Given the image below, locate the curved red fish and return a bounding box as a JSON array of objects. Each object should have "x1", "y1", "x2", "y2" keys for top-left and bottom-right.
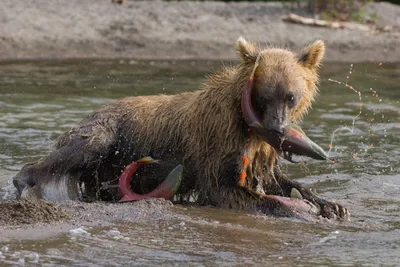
[{"x1": 118, "y1": 157, "x2": 183, "y2": 202}]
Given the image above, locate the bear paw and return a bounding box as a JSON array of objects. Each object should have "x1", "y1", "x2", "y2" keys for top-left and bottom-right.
[{"x1": 316, "y1": 199, "x2": 350, "y2": 219}]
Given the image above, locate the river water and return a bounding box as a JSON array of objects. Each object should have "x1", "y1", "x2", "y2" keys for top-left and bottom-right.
[{"x1": 0, "y1": 60, "x2": 399, "y2": 266}]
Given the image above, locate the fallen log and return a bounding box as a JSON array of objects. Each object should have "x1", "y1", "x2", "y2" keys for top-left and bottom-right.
[{"x1": 281, "y1": 13, "x2": 370, "y2": 32}]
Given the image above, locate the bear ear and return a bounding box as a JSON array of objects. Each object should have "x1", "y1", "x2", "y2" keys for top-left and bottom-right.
[
  {"x1": 236, "y1": 37, "x2": 258, "y2": 64},
  {"x1": 298, "y1": 40, "x2": 325, "y2": 70}
]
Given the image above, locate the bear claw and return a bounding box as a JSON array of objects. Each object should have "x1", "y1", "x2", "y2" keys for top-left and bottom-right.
[{"x1": 318, "y1": 200, "x2": 349, "y2": 219}]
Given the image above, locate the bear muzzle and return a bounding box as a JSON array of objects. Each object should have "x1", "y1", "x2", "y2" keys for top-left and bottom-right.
[{"x1": 241, "y1": 56, "x2": 330, "y2": 162}]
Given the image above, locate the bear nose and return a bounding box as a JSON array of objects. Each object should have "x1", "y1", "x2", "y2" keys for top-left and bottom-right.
[
  {"x1": 267, "y1": 125, "x2": 285, "y2": 138},
  {"x1": 264, "y1": 125, "x2": 286, "y2": 148}
]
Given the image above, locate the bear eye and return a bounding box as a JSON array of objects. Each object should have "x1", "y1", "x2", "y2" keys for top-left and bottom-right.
[{"x1": 286, "y1": 94, "x2": 296, "y2": 108}]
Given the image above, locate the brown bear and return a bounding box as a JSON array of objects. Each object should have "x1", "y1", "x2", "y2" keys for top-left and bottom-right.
[{"x1": 12, "y1": 37, "x2": 348, "y2": 219}]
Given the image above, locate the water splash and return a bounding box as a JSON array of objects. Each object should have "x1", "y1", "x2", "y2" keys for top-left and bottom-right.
[
  {"x1": 327, "y1": 64, "x2": 363, "y2": 156},
  {"x1": 327, "y1": 63, "x2": 383, "y2": 158}
]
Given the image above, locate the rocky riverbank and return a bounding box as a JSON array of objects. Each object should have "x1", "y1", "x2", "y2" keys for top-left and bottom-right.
[{"x1": 0, "y1": 0, "x2": 399, "y2": 63}]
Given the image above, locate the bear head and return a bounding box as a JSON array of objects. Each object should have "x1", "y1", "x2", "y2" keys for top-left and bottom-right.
[{"x1": 237, "y1": 37, "x2": 325, "y2": 143}]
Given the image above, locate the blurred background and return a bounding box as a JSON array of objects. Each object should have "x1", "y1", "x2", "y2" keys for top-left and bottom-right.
[{"x1": 0, "y1": 0, "x2": 399, "y2": 62}]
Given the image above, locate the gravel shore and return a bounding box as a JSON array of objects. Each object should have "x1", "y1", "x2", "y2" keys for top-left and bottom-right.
[{"x1": 0, "y1": 0, "x2": 399, "y2": 62}]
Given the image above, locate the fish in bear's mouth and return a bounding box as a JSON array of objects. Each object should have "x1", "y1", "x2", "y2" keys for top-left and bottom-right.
[{"x1": 241, "y1": 53, "x2": 331, "y2": 164}]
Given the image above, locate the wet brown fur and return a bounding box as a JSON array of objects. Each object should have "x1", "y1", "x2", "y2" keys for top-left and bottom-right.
[{"x1": 13, "y1": 38, "x2": 348, "y2": 218}]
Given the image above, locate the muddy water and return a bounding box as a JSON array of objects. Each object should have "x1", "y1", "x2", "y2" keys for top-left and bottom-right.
[{"x1": 0, "y1": 60, "x2": 399, "y2": 266}]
